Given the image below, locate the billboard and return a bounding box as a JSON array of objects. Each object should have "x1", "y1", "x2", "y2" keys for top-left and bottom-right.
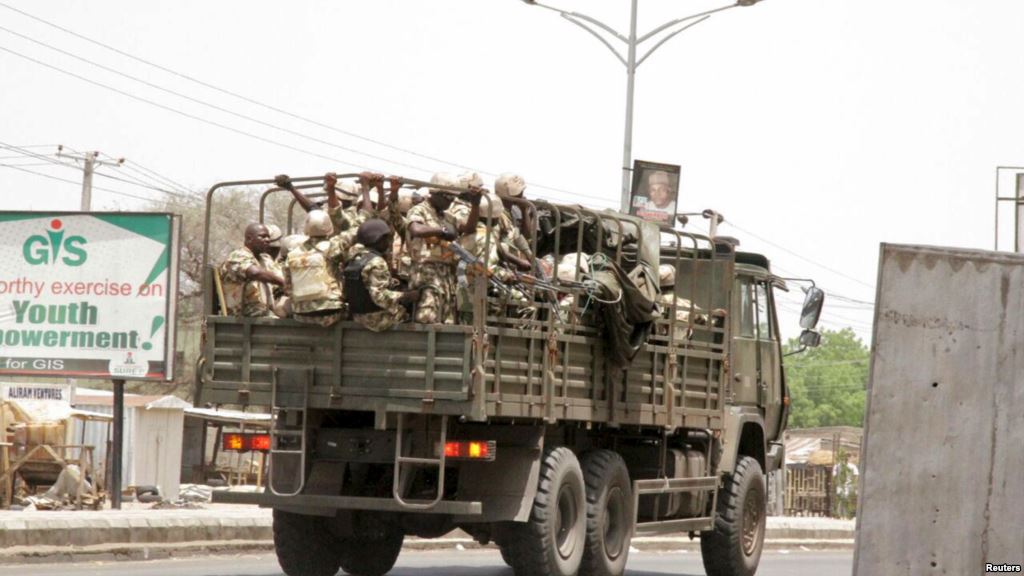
[
  {"x1": 629, "y1": 160, "x2": 680, "y2": 225},
  {"x1": 0, "y1": 212, "x2": 179, "y2": 381}
]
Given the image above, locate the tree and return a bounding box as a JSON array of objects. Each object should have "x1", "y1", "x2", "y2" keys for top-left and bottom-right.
[{"x1": 783, "y1": 327, "x2": 869, "y2": 428}]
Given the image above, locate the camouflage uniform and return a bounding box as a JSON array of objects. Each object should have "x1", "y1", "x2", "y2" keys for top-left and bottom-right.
[
  {"x1": 386, "y1": 200, "x2": 413, "y2": 281},
  {"x1": 657, "y1": 292, "x2": 706, "y2": 341},
  {"x1": 329, "y1": 204, "x2": 372, "y2": 233},
  {"x1": 220, "y1": 247, "x2": 280, "y2": 317},
  {"x1": 284, "y1": 231, "x2": 355, "y2": 326},
  {"x1": 405, "y1": 201, "x2": 469, "y2": 324},
  {"x1": 498, "y1": 210, "x2": 533, "y2": 261},
  {"x1": 457, "y1": 222, "x2": 528, "y2": 315},
  {"x1": 346, "y1": 244, "x2": 408, "y2": 332}
]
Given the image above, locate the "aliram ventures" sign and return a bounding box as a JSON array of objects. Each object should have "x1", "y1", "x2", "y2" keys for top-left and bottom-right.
[{"x1": 0, "y1": 212, "x2": 180, "y2": 381}]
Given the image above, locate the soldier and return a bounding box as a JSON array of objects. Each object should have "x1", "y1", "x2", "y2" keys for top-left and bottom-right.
[
  {"x1": 406, "y1": 172, "x2": 482, "y2": 324},
  {"x1": 322, "y1": 172, "x2": 379, "y2": 233},
  {"x1": 384, "y1": 176, "x2": 414, "y2": 282},
  {"x1": 494, "y1": 172, "x2": 533, "y2": 237},
  {"x1": 493, "y1": 173, "x2": 535, "y2": 266},
  {"x1": 344, "y1": 219, "x2": 420, "y2": 332},
  {"x1": 220, "y1": 223, "x2": 285, "y2": 318},
  {"x1": 276, "y1": 175, "x2": 356, "y2": 326},
  {"x1": 265, "y1": 224, "x2": 283, "y2": 260},
  {"x1": 457, "y1": 192, "x2": 532, "y2": 318}
]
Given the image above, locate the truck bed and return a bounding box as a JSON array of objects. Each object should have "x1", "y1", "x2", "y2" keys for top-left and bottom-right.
[{"x1": 200, "y1": 305, "x2": 726, "y2": 430}]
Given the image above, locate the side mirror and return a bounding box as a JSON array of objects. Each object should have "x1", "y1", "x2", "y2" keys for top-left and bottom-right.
[
  {"x1": 799, "y1": 329, "x2": 822, "y2": 348},
  {"x1": 800, "y1": 286, "x2": 825, "y2": 329}
]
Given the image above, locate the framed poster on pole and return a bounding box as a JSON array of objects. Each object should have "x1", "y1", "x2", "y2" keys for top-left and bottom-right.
[{"x1": 629, "y1": 160, "x2": 680, "y2": 225}]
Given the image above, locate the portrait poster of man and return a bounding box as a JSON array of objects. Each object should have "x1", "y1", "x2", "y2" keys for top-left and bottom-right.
[{"x1": 629, "y1": 160, "x2": 680, "y2": 225}]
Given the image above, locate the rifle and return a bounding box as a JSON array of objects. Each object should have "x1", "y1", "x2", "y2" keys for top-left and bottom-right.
[{"x1": 431, "y1": 238, "x2": 600, "y2": 296}]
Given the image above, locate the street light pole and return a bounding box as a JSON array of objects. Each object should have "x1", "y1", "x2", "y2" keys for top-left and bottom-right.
[
  {"x1": 520, "y1": 0, "x2": 764, "y2": 213},
  {"x1": 620, "y1": 0, "x2": 638, "y2": 214}
]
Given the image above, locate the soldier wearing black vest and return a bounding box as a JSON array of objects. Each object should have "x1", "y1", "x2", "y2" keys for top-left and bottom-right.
[{"x1": 344, "y1": 219, "x2": 420, "y2": 332}]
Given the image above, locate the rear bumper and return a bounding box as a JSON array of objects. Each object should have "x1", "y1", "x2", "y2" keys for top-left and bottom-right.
[{"x1": 212, "y1": 490, "x2": 482, "y2": 516}]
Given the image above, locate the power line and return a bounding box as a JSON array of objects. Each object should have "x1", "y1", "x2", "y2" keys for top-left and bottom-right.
[
  {"x1": 0, "y1": 24, "x2": 446, "y2": 177},
  {"x1": 726, "y1": 220, "x2": 876, "y2": 291},
  {"x1": 91, "y1": 169, "x2": 189, "y2": 199},
  {"x1": 0, "y1": 163, "x2": 153, "y2": 202},
  {"x1": 0, "y1": 45, "x2": 379, "y2": 173},
  {"x1": 0, "y1": 141, "x2": 188, "y2": 200},
  {"x1": 115, "y1": 157, "x2": 191, "y2": 195},
  {"x1": 0, "y1": 3, "x2": 603, "y2": 203}
]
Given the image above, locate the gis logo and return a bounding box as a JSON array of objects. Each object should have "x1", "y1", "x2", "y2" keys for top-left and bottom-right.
[{"x1": 23, "y1": 218, "x2": 87, "y2": 266}]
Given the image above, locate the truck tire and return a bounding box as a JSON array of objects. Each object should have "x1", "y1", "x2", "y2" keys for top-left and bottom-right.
[
  {"x1": 579, "y1": 450, "x2": 634, "y2": 576},
  {"x1": 700, "y1": 456, "x2": 766, "y2": 576},
  {"x1": 498, "y1": 543, "x2": 515, "y2": 568},
  {"x1": 338, "y1": 524, "x2": 404, "y2": 576},
  {"x1": 506, "y1": 446, "x2": 587, "y2": 576},
  {"x1": 272, "y1": 509, "x2": 342, "y2": 576}
]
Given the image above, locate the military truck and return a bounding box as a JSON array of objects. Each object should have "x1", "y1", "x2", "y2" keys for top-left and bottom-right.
[{"x1": 198, "y1": 174, "x2": 824, "y2": 576}]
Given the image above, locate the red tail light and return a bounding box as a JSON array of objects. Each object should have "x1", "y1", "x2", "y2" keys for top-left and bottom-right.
[
  {"x1": 249, "y1": 434, "x2": 271, "y2": 451},
  {"x1": 222, "y1": 432, "x2": 272, "y2": 452},
  {"x1": 223, "y1": 433, "x2": 245, "y2": 451},
  {"x1": 441, "y1": 440, "x2": 496, "y2": 461}
]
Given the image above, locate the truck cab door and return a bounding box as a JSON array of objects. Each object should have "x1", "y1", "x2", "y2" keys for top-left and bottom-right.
[
  {"x1": 755, "y1": 281, "x2": 783, "y2": 440},
  {"x1": 730, "y1": 276, "x2": 760, "y2": 406}
]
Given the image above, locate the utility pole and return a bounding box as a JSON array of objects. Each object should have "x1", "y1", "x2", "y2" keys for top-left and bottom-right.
[
  {"x1": 56, "y1": 146, "x2": 124, "y2": 211},
  {"x1": 519, "y1": 0, "x2": 766, "y2": 213}
]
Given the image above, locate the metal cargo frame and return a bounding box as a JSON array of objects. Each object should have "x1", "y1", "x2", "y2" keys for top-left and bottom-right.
[{"x1": 200, "y1": 174, "x2": 731, "y2": 432}]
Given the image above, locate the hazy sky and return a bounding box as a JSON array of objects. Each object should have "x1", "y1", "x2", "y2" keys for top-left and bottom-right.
[{"x1": 4, "y1": 0, "x2": 1024, "y2": 342}]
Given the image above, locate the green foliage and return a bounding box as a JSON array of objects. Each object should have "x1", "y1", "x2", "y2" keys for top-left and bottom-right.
[{"x1": 783, "y1": 328, "x2": 869, "y2": 428}]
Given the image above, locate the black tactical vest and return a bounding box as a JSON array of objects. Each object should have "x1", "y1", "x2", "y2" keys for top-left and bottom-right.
[{"x1": 343, "y1": 251, "x2": 384, "y2": 315}]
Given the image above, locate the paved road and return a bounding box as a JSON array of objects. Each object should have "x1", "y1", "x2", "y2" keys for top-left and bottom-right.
[{"x1": 3, "y1": 549, "x2": 852, "y2": 576}]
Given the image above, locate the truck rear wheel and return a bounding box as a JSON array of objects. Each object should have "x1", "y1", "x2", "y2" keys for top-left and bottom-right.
[
  {"x1": 337, "y1": 525, "x2": 404, "y2": 576},
  {"x1": 579, "y1": 450, "x2": 634, "y2": 576},
  {"x1": 507, "y1": 446, "x2": 587, "y2": 576},
  {"x1": 272, "y1": 509, "x2": 341, "y2": 576},
  {"x1": 700, "y1": 456, "x2": 766, "y2": 576}
]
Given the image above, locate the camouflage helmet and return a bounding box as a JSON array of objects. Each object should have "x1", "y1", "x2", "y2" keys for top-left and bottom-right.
[
  {"x1": 396, "y1": 193, "x2": 414, "y2": 215},
  {"x1": 335, "y1": 180, "x2": 360, "y2": 201},
  {"x1": 458, "y1": 171, "x2": 484, "y2": 189},
  {"x1": 429, "y1": 172, "x2": 460, "y2": 194},
  {"x1": 356, "y1": 219, "x2": 392, "y2": 247},
  {"x1": 658, "y1": 264, "x2": 676, "y2": 288},
  {"x1": 279, "y1": 234, "x2": 307, "y2": 256},
  {"x1": 304, "y1": 210, "x2": 334, "y2": 237},
  {"x1": 479, "y1": 192, "x2": 505, "y2": 220},
  {"x1": 265, "y1": 224, "x2": 283, "y2": 247},
  {"x1": 495, "y1": 173, "x2": 526, "y2": 198}
]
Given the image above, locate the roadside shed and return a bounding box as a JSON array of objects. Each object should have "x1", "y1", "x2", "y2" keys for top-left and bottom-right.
[{"x1": 70, "y1": 388, "x2": 190, "y2": 500}]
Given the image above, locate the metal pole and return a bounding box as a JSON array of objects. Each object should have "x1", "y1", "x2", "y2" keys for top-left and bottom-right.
[
  {"x1": 111, "y1": 379, "x2": 125, "y2": 509},
  {"x1": 619, "y1": 0, "x2": 639, "y2": 214},
  {"x1": 80, "y1": 153, "x2": 94, "y2": 211}
]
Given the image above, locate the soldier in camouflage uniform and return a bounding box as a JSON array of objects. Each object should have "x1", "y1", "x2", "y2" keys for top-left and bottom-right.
[
  {"x1": 344, "y1": 219, "x2": 420, "y2": 332},
  {"x1": 406, "y1": 173, "x2": 482, "y2": 324},
  {"x1": 456, "y1": 192, "x2": 532, "y2": 318},
  {"x1": 276, "y1": 175, "x2": 357, "y2": 327},
  {"x1": 220, "y1": 223, "x2": 285, "y2": 318},
  {"x1": 323, "y1": 172, "x2": 379, "y2": 233}
]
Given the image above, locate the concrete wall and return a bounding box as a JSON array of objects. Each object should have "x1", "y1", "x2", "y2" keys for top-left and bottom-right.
[{"x1": 854, "y1": 244, "x2": 1024, "y2": 575}]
